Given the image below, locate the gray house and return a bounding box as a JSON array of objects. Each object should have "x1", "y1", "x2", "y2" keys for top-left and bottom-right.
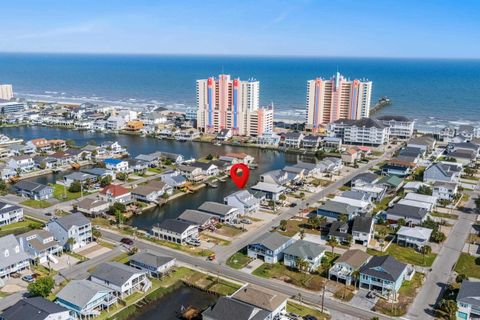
[
  {"x1": 0, "y1": 235, "x2": 30, "y2": 278},
  {"x1": 198, "y1": 201, "x2": 239, "y2": 224},
  {"x1": 0, "y1": 297, "x2": 71, "y2": 320},
  {"x1": 283, "y1": 240, "x2": 326, "y2": 271},
  {"x1": 423, "y1": 162, "x2": 462, "y2": 183},
  {"x1": 456, "y1": 280, "x2": 480, "y2": 320},
  {"x1": 385, "y1": 204, "x2": 429, "y2": 225},
  {"x1": 247, "y1": 232, "x2": 295, "y2": 264},
  {"x1": 14, "y1": 181, "x2": 53, "y2": 200}
]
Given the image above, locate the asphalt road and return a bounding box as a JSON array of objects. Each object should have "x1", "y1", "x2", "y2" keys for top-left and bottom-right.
[
  {"x1": 101, "y1": 229, "x2": 395, "y2": 320},
  {"x1": 407, "y1": 190, "x2": 478, "y2": 320}
]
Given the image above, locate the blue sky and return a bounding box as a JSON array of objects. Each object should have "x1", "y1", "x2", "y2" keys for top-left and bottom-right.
[{"x1": 0, "y1": 0, "x2": 479, "y2": 58}]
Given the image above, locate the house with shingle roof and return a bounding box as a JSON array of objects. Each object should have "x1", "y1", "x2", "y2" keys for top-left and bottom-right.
[
  {"x1": 230, "y1": 284, "x2": 288, "y2": 318},
  {"x1": 359, "y1": 255, "x2": 409, "y2": 294},
  {"x1": 385, "y1": 203, "x2": 429, "y2": 225},
  {"x1": 456, "y1": 280, "x2": 480, "y2": 320},
  {"x1": 75, "y1": 198, "x2": 109, "y2": 217},
  {"x1": 352, "y1": 216, "x2": 374, "y2": 246},
  {"x1": 283, "y1": 240, "x2": 326, "y2": 271},
  {"x1": 198, "y1": 201, "x2": 239, "y2": 224},
  {"x1": 247, "y1": 232, "x2": 295, "y2": 264},
  {"x1": 129, "y1": 252, "x2": 175, "y2": 277},
  {"x1": 90, "y1": 262, "x2": 151, "y2": 298},
  {"x1": 202, "y1": 296, "x2": 271, "y2": 320},
  {"x1": 17, "y1": 229, "x2": 62, "y2": 264},
  {"x1": 1, "y1": 297, "x2": 71, "y2": 320},
  {"x1": 0, "y1": 235, "x2": 31, "y2": 278},
  {"x1": 0, "y1": 201, "x2": 23, "y2": 227},
  {"x1": 152, "y1": 219, "x2": 199, "y2": 245},
  {"x1": 328, "y1": 249, "x2": 371, "y2": 285},
  {"x1": 99, "y1": 184, "x2": 131, "y2": 204},
  {"x1": 46, "y1": 213, "x2": 92, "y2": 251},
  {"x1": 424, "y1": 162, "x2": 462, "y2": 184},
  {"x1": 396, "y1": 226, "x2": 433, "y2": 249},
  {"x1": 55, "y1": 279, "x2": 117, "y2": 318}
]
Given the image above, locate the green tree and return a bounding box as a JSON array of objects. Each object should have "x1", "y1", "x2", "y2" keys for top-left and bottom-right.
[
  {"x1": 206, "y1": 154, "x2": 214, "y2": 160},
  {"x1": 464, "y1": 167, "x2": 476, "y2": 177},
  {"x1": 338, "y1": 214, "x2": 348, "y2": 222},
  {"x1": 299, "y1": 228, "x2": 305, "y2": 240},
  {"x1": 92, "y1": 229, "x2": 102, "y2": 240},
  {"x1": 68, "y1": 181, "x2": 82, "y2": 193},
  {"x1": 431, "y1": 230, "x2": 446, "y2": 243},
  {"x1": 27, "y1": 276, "x2": 55, "y2": 298},
  {"x1": 327, "y1": 237, "x2": 338, "y2": 254},
  {"x1": 38, "y1": 162, "x2": 47, "y2": 170},
  {"x1": 109, "y1": 202, "x2": 126, "y2": 214},
  {"x1": 279, "y1": 194, "x2": 287, "y2": 201},
  {"x1": 100, "y1": 175, "x2": 112, "y2": 187},
  {"x1": 456, "y1": 273, "x2": 469, "y2": 284},
  {"x1": 295, "y1": 258, "x2": 310, "y2": 273},
  {"x1": 308, "y1": 215, "x2": 321, "y2": 230},
  {"x1": 65, "y1": 139, "x2": 76, "y2": 147},
  {"x1": 66, "y1": 237, "x2": 76, "y2": 251},
  {"x1": 418, "y1": 185, "x2": 433, "y2": 195},
  {"x1": 0, "y1": 180, "x2": 7, "y2": 195},
  {"x1": 116, "y1": 172, "x2": 128, "y2": 181},
  {"x1": 437, "y1": 299, "x2": 458, "y2": 320},
  {"x1": 279, "y1": 220, "x2": 288, "y2": 231},
  {"x1": 346, "y1": 235, "x2": 353, "y2": 247},
  {"x1": 422, "y1": 245, "x2": 432, "y2": 266},
  {"x1": 114, "y1": 210, "x2": 126, "y2": 225},
  {"x1": 352, "y1": 269, "x2": 360, "y2": 288}
]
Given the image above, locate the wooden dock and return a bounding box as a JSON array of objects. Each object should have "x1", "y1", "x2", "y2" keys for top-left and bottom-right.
[{"x1": 369, "y1": 96, "x2": 391, "y2": 115}]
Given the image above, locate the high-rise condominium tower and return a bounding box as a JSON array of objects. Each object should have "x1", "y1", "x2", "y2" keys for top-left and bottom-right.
[
  {"x1": 196, "y1": 74, "x2": 273, "y2": 136},
  {"x1": 0, "y1": 84, "x2": 13, "y2": 100},
  {"x1": 306, "y1": 72, "x2": 372, "y2": 132}
]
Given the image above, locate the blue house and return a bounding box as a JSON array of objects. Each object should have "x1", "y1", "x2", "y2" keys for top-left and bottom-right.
[
  {"x1": 359, "y1": 255, "x2": 409, "y2": 296},
  {"x1": 247, "y1": 232, "x2": 295, "y2": 264}
]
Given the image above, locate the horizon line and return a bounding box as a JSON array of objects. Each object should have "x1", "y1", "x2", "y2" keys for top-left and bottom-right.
[{"x1": 0, "y1": 50, "x2": 480, "y2": 61}]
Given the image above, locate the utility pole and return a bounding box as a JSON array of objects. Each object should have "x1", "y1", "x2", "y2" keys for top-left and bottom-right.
[{"x1": 321, "y1": 284, "x2": 326, "y2": 313}]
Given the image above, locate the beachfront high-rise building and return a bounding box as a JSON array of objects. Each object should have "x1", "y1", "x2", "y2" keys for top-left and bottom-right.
[
  {"x1": 196, "y1": 74, "x2": 273, "y2": 136},
  {"x1": 0, "y1": 84, "x2": 14, "y2": 100},
  {"x1": 306, "y1": 72, "x2": 372, "y2": 132}
]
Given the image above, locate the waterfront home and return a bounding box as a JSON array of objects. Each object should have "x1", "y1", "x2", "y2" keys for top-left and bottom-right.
[
  {"x1": 257, "y1": 132, "x2": 281, "y2": 147},
  {"x1": 55, "y1": 279, "x2": 117, "y2": 319},
  {"x1": 359, "y1": 255, "x2": 409, "y2": 295},
  {"x1": 127, "y1": 159, "x2": 148, "y2": 174},
  {"x1": 322, "y1": 157, "x2": 343, "y2": 173},
  {"x1": 160, "y1": 170, "x2": 187, "y2": 188},
  {"x1": 260, "y1": 169, "x2": 290, "y2": 186},
  {"x1": 230, "y1": 284, "x2": 288, "y2": 319},
  {"x1": 28, "y1": 138, "x2": 51, "y2": 152},
  {"x1": 8, "y1": 143, "x2": 35, "y2": 156},
  {"x1": 177, "y1": 210, "x2": 216, "y2": 230},
  {"x1": 50, "y1": 151, "x2": 74, "y2": 166},
  {"x1": 90, "y1": 262, "x2": 152, "y2": 298},
  {"x1": 247, "y1": 232, "x2": 295, "y2": 264},
  {"x1": 407, "y1": 136, "x2": 436, "y2": 153},
  {"x1": 131, "y1": 185, "x2": 161, "y2": 203},
  {"x1": 125, "y1": 120, "x2": 144, "y2": 132},
  {"x1": 198, "y1": 201, "x2": 239, "y2": 224},
  {"x1": 104, "y1": 158, "x2": 129, "y2": 173},
  {"x1": 376, "y1": 115, "x2": 415, "y2": 140},
  {"x1": 283, "y1": 132, "x2": 304, "y2": 148},
  {"x1": 385, "y1": 204, "x2": 429, "y2": 225},
  {"x1": 433, "y1": 181, "x2": 458, "y2": 201},
  {"x1": 0, "y1": 234, "x2": 30, "y2": 278},
  {"x1": 106, "y1": 116, "x2": 125, "y2": 130},
  {"x1": 396, "y1": 226, "x2": 433, "y2": 250},
  {"x1": 0, "y1": 297, "x2": 71, "y2": 320},
  {"x1": 456, "y1": 280, "x2": 480, "y2": 320},
  {"x1": 189, "y1": 162, "x2": 219, "y2": 177},
  {"x1": 175, "y1": 129, "x2": 200, "y2": 141},
  {"x1": 316, "y1": 200, "x2": 361, "y2": 221},
  {"x1": 224, "y1": 190, "x2": 260, "y2": 215},
  {"x1": 216, "y1": 128, "x2": 232, "y2": 141},
  {"x1": 0, "y1": 202, "x2": 23, "y2": 227},
  {"x1": 129, "y1": 252, "x2": 175, "y2": 278},
  {"x1": 99, "y1": 184, "x2": 132, "y2": 204},
  {"x1": 291, "y1": 161, "x2": 323, "y2": 177},
  {"x1": 7, "y1": 155, "x2": 35, "y2": 173},
  {"x1": 140, "y1": 111, "x2": 167, "y2": 126},
  {"x1": 283, "y1": 240, "x2": 326, "y2": 272},
  {"x1": 82, "y1": 167, "x2": 116, "y2": 180},
  {"x1": 14, "y1": 181, "x2": 53, "y2": 200},
  {"x1": 328, "y1": 249, "x2": 371, "y2": 285},
  {"x1": 159, "y1": 151, "x2": 184, "y2": 164},
  {"x1": 177, "y1": 164, "x2": 203, "y2": 182},
  {"x1": 135, "y1": 153, "x2": 159, "y2": 167},
  {"x1": 251, "y1": 182, "x2": 286, "y2": 201},
  {"x1": 301, "y1": 134, "x2": 322, "y2": 149},
  {"x1": 152, "y1": 219, "x2": 199, "y2": 244},
  {"x1": 0, "y1": 164, "x2": 16, "y2": 180},
  {"x1": 101, "y1": 141, "x2": 127, "y2": 155},
  {"x1": 33, "y1": 155, "x2": 59, "y2": 169},
  {"x1": 46, "y1": 213, "x2": 92, "y2": 251},
  {"x1": 327, "y1": 118, "x2": 389, "y2": 146},
  {"x1": 352, "y1": 216, "x2": 374, "y2": 246},
  {"x1": 75, "y1": 120, "x2": 94, "y2": 130},
  {"x1": 322, "y1": 136, "x2": 343, "y2": 151},
  {"x1": 17, "y1": 229, "x2": 62, "y2": 264},
  {"x1": 93, "y1": 120, "x2": 107, "y2": 131},
  {"x1": 424, "y1": 162, "x2": 462, "y2": 184},
  {"x1": 62, "y1": 171, "x2": 96, "y2": 187},
  {"x1": 202, "y1": 296, "x2": 271, "y2": 320},
  {"x1": 222, "y1": 152, "x2": 255, "y2": 164},
  {"x1": 75, "y1": 198, "x2": 110, "y2": 217}
]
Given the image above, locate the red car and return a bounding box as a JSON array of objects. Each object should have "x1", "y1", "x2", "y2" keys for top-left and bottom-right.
[{"x1": 120, "y1": 238, "x2": 134, "y2": 245}]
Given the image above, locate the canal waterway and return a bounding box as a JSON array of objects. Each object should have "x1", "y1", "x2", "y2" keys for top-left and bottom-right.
[
  {"x1": 0, "y1": 126, "x2": 304, "y2": 229},
  {"x1": 127, "y1": 285, "x2": 217, "y2": 320}
]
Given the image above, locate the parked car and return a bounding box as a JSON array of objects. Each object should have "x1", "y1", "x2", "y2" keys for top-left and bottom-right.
[
  {"x1": 303, "y1": 316, "x2": 317, "y2": 320},
  {"x1": 240, "y1": 219, "x2": 252, "y2": 224},
  {"x1": 120, "y1": 237, "x2": 134, "y2": 245},
  {"x1": 22, "y1": 275, "x2": 35, "y2": 283},
  {"x1": 290, "y1": 203, "x2": 297, "y2": 208}
]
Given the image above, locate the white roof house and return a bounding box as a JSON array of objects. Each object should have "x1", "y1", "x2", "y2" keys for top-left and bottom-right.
[
  {"x1": 401, "y1": 193, "x2": 438, "y2": 211},
  {"x1": 397, "y1": 226, "x2": 433, "y2": 240}
]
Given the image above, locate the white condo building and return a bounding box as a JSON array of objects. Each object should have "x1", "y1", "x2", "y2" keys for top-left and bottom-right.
[
  {"x1": 306, "y1": 72, "x2": 372, "y2": 132},
  {"x1": 196, "y1": 74, "x2": 273, "y2": 137},
  {"x1": 0, "y1": 84, "x2": 14, "y2": 101}
]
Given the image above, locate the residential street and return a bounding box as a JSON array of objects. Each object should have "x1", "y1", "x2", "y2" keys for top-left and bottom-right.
[{"x1": 407, "y1": 190, "x2": 478, "y2": 319}]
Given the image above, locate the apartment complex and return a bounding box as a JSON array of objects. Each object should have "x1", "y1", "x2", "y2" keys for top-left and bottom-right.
[
  {"x1": 196, "y1": 74, "x2": 273, "y2": 136},
  {"x1": 306, "y1": 72, "x2": 372, "y2": 132},
  {"x1": 0, "y1": 84, "x2": 13, "y2": 101},
  {"x1": 327, "y1": 118, "x2": 389, "y2": 146}
]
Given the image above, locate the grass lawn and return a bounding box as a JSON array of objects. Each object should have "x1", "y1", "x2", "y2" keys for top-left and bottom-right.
[
  {"x1": 0, "y1": 218, "x2": 43, "y2": 237},
  {"x1": 286, "y1": 302, "x2": 330, "y2": 320},
  {"x1": 147, "y1": 167, "x2": 164, "y2": 174},
  {"x1": 215, "y1": 224, "x2": 244, "y2": 238},
  {"x1": 97, "y1": 239, "x2": 115, "y2": 249},
  {"x1": 367, "y1": 243, "x2": 437, "y2": 267},
  {"x1": 66, "y1": 251, "x2": 88, "y2": 262},
  {"x1": 252, "y1": 263, "x2": 326, "y2": 291},
  {"x1": 430, "y1": 211, "x2": 459, "y2": 220},
  {"x1": 455, "y1": 253, "x2": 480, "y2": 278},
  {"x1": 227, "y1": 251, "x2": 253, "y2": 269},
  {"x1": 374, "y1": 273, "x2": 424, "y2": 317},
  {"x1": 374, "y1": 196, "x2": 394, "y2": 213},
  {"x1": 278, "y1": 218, "x2": 319, "y2": 237},
  {"x1": 51, "y1": 183, "x2": 85, "y2": 201},
  {"x1": 21, "y1": 199, "x2": 52, "y2": 208},
  {"x1": 333, "y1": 285, "x2": 355, "y2": 302},
  {"x1": 200, "y1": 234, "x2": 231, "y2": 246},
  {"x1": 141, "y1": 235, "x2": 214, "y2": 257}
]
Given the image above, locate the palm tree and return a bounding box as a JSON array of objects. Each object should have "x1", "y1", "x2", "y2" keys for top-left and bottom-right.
[
  {"x1": 295, "y1": 258, "x2": 310, "y2": 273},
  {"x1": 422, "y1": 245, "x2": 432, "y2": 266},
  {"x1": 308, "y1": 216, "x2": 320, "y2": 230},
  {"x1": 299, "y1": 228, "x2": 305, "y2": 240},
  {"x1": 327, "y1": 237, "x2": 338, "y2": 254},
  {"x1": 351, "y1": 269, "x2": 360, "y2": 289},
  {"x1": 66, "y1": 237, "x2": 76, "y2": 252},
  {"x1": 279, "y1": 220, "x2": 287, "y2": 231}
]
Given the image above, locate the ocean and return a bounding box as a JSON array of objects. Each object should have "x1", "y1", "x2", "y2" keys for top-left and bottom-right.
[{"x1": 0, "y1": 53, "x2": 479, "y2": 126}]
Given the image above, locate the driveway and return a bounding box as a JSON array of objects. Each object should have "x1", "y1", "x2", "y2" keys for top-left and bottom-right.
[
  {"x1": 240, "y1": 259, "x2": 264, "y2": 274},
  {"x1": 76, "y1": 243, "x2": 111, "y2": 259},
  {"x1": 46, "y1": 254, "x2": 80, "y2": 271},
  {"x1": 350, "y1": 289, "x2": 379, "y2": 311}
]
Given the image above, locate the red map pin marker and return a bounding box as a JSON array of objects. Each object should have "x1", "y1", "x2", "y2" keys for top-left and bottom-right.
[{"x1": 230, "y1": 163, "x2": 250, "y2": 189}]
